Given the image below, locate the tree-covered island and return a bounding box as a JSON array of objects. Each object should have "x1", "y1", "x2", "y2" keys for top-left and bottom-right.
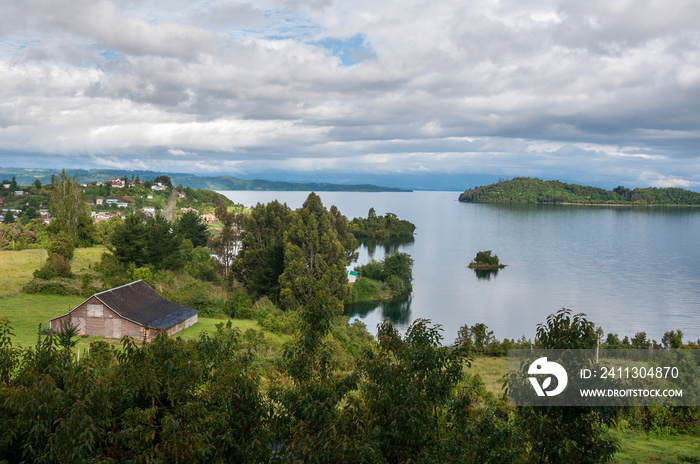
[
  {"x1": 467, "y1": 250, "x2": 506, "y2": 270},
  {"x1": 459, "y1": 177, "x2": 700, "y2": 205}
]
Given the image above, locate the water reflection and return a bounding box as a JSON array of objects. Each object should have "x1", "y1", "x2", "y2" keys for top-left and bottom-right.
[
  {"x1": 357, "y1": 237, "x2": 415, "y2": 260},
  {"x1": 345, "y1": 295, "x2": 412, "y2": 326},
  {"x1": 472, "y1": 268, "x2": 500, "y2": 280}
]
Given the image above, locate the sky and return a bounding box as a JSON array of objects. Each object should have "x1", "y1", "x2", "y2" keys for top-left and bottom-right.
[{"x1": 1, "y1": 0, "x2": 699, "y2": 190}]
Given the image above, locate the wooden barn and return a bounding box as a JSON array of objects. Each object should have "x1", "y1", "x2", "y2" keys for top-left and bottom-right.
[{"x1": 49, "y1": 280, "x2": 198, "y2": 340}]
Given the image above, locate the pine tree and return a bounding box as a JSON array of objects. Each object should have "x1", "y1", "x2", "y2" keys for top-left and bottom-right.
[{"x1": 279, "y1": 193, "x2": 350, "y2": 312}]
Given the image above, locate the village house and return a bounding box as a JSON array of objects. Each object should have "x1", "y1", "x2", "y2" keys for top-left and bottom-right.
[
  {"x1": 116, "y1": 202, "x2": 129, "y2": 208},
  {"x1": 201, "y1": 211, "x2": 216, "y2": 224},
  {"x1": 142, "y1": 206, "x2": 156, "y2": 216},
  {"x1": 96, "y1": 198, "x2": 104, "y2": 205},
  {"x1": 109, "y1": 178, "x2": 125, "y2": 188},
  {"x1": 49, "y1": 280, "x2": 198, "y2": 340},
  {"x1": 151, "y1": 183, "x2": 167, "y2": 191}
]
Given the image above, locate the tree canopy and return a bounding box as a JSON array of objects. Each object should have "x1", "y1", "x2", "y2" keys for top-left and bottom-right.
[{"x1": 459, "y1": 177, "x2": 700, "y2": 205}]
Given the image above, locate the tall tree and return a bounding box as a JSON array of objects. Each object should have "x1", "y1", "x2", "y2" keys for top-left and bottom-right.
[
  {"x1": 110, "y1": 213, "x2": 148, "y2": 266},
  {"x1": 49, "y1": 170, "x2": 90, "y2": 237},
  {"x1": 175, "y1": 210, "x2": 209, "y2": 248},
  {"x1": 209, "y1": 205, "x2": 243, "y2": 278},
  {"x1": 233, "y1": 200, "x2": 292, "y2": 299},
  {"x1": 279, "y1": 193, "x2": 350, "y2": 312}
]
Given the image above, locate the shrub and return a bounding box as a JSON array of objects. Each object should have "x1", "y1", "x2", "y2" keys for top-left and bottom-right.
[
  {"x1": 386, "y1": 274, "x2": 406, "y2": 297},
  {"x1": 33, "y1": 254, "x2": 72, "y2": 279},
  {"x1": 224, "y1": 292, "x2": 254, "y2": 319},
  {"x1": 353, "y1": 277, "x2": 381, "y2": 301},
  {"x1": 47, "y1": 233, "x2": 75, "y2": 261},
  {"x1": 23, "y1": 278, "x2": 81, "y2": 296}
]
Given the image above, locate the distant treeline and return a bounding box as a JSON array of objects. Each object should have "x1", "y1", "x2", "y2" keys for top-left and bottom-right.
[
  {"x1": 0, "y1": 167, "x2": 408, "y2": 192},
  {"x1": 459, "y1": 177, "x2": 700, "y2": 206}
]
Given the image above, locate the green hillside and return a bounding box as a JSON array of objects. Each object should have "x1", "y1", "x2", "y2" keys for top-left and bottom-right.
[
  {"x1": 0, "y1": 167, "x2": 408, "y2": 192},
  {"x1": 459, "y1": 177, "x2": 700, "y2": 206}
]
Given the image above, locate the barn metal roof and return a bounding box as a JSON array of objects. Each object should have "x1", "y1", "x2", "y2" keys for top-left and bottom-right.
[{"x1": 91, "y1": 280, "x2": 198, "y2": 329}]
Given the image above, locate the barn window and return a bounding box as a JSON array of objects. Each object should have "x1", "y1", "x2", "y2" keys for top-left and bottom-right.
[{"x1": 87, "y1": 304, "x2": 104, "y2": 318}]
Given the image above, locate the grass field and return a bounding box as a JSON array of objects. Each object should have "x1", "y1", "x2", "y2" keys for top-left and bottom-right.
[
  {"x1": 0, "y1": 246, "x2": 106, "y2": 297},
  {"x1": 469, "y1": 355, "x2": 508, "y2": 396},
  {"x1": 612, "y1": 429, "x2": 700, "y2": 463}
]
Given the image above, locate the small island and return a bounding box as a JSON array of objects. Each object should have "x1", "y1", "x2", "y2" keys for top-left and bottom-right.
[{"x1": 468, "y1": 250, "x2": 506, "y2": 270}]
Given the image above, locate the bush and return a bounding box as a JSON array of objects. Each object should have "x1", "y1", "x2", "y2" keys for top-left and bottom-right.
[
  {"x1": 33, "y1": 254, "x2": 72, "y2": 279},
  {"x1": 224, "y1": 292, "x2": 254, "y2": 319},
  {"x1": 47, "y1": 232, "x2": 75, "y2": 261},
  {"x1": 472, "y1": 250, "x2": 500, "y2": 266},
  {"x1": 353, "y1": 277, "x2": 381, "y2": 301},
  {"x1": 167, "y1": 281, "x2": 224, "y2": 317},
  {"x1": 386, "y1": 274, "x2": 406, "y2": 297},
  {"x1": 354, "y1": 259, "x2": 383, "y2": 281},
  {"x1": 23, "y1": 278, "x2": 81, "y2": 296}
]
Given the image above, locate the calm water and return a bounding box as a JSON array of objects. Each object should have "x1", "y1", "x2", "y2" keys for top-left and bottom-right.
[{"x1": 220, "y1": 191, "x2": 700, "y2": 344}]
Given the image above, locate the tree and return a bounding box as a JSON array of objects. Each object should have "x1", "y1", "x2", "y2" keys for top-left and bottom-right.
[
  {"x1": 519, "y1": 309, "x2": 620, "y2": 463},
  {"x1": 235, "y1": 200, "x2": 293, "y2": 300},
  {"x1": 662, "y1": 330, "x2": 683, "y2": 349},
  {"x1": 145, "y1": 214, "x2": 184, "y2": 270},
  {"x1": 49, "y1": 170, "x2": 90, "y2": 237},
  {"x1": 175, "y1": 210, "x2": 209, "y2": 248},
  {"x1": 110, "y1": 213, "x2": 148, "y2": 266},
  {"x1": 3, "y1": 210, "x2": 15, "y2": 224},
  {"x1": 208, "y1": 205, "x2": 243, "y2": 278},
  {"x1": 382, "y1": 251, "x2": 414, "y2": 290},
  {"x1": 154, "y1": 175, "x2": 172, "y2": 188},
  {"x1": 32, "y1": 179, "x2": 42, "y2": 191},
  {"x1": 359, "y1": 319, "x2": 465, "y2": 462},
  {"x1": 456, "y1": 322, "x2": 495, "y2": 354},
  {"x1": 278, "y1": 193, "x2": 350, "y2": 312}
]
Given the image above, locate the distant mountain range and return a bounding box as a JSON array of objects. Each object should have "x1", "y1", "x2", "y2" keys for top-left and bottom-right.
[{"x1": 0, "y1": 167, "x2": 409, "y2": 192}]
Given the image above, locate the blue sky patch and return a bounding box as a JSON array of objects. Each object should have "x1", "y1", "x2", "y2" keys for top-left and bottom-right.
[{"x1": 317, "y1": 34, "x2": 373, "y2": 66}]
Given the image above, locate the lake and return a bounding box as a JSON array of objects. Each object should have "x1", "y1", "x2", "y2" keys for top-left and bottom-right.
[{"x1": 219, "y1": 190, "x2": 700, "y2": 345}]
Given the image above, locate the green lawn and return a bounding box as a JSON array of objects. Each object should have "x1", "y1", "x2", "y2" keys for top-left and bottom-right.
[
  {"x1": 0, "y1": 293, "x2": 86, "y2": 346},
  {"x1": 0, "y1": 246, "x2": 107, "y2": 297},
  {"x1": 0, "y1": 249, "x2": 45, "y2": 297},
  {"x1": 612, "y1": 429, "x2": 700, "y2": 463},
  {"x1": 469, "y1": 355, "x2": 508, "y2": 396}
]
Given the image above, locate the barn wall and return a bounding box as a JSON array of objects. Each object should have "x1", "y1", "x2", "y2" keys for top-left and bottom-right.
[
  {"x1": 49, "y1": 296, "x2": 144, "y2": 339},
  {"x1": 165, "y1": 314, "x2": 198, "y2": 336}
]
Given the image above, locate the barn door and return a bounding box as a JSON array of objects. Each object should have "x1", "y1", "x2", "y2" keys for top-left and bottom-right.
[
  {"x1": 75, "y1": 317, "x2": 86, "y2": 336},
  {"x1": 105, "y1": 319, "x2": 122, "y2": 338}
]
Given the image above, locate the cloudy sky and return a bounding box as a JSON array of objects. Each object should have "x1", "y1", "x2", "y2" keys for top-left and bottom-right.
[{"x1": 1, "y1": 0, "x2": 699, "y2": 189}]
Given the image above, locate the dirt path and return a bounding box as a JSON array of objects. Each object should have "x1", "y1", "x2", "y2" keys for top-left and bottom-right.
[{"x1": 163, "y1": 189, "x2": 177, "y2": 221}]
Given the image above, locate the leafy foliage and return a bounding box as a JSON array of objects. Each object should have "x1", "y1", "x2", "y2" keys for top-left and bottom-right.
[
  {"x1": 519, "y1": 308, "x2": 620, "y2": 463},
  {"x1": 174, "y1": 209, "x2": 209, "y2": 248},
  {"x1": 460, "y1": 177, "x2": 700, "y2": 205},
  {"x1": 49, "y1": 169, "x2": 92, "y2": 237},
  {"x1": 349, "y1": 208, "x2": 416, "y2": 240},
  {"x1": 278, "y1": 193, "x2": 352, "y2": 312}
]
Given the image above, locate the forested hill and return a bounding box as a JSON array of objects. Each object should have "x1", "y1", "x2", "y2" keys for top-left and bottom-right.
[
  {"x1": 458, "y1": 177, "x2": 700, "y2": 206},
  {"x1": 0, "y1": 167, "x2": 408, "y2": 192}
]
